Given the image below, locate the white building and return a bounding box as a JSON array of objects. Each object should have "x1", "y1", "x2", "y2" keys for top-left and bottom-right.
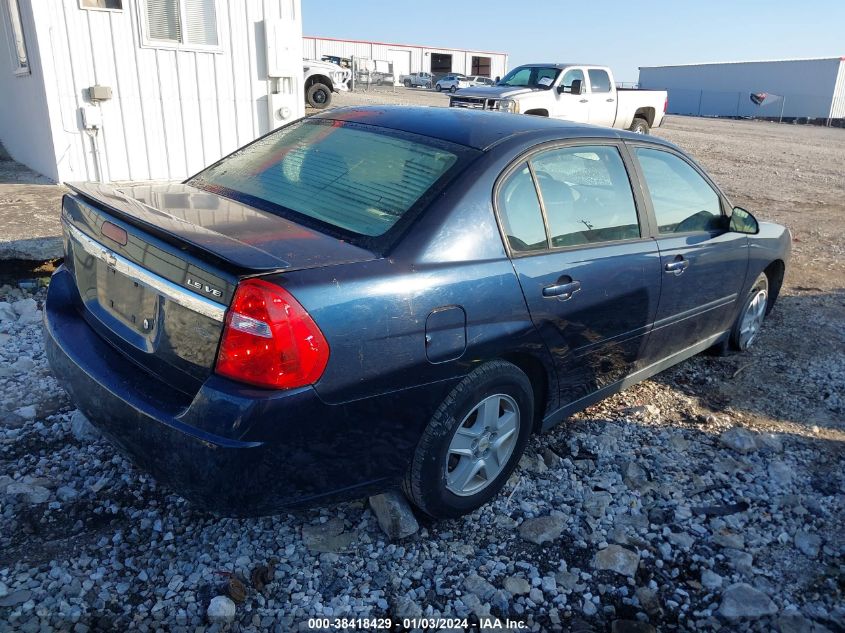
[
  {"x1": 303, "y1": 36, "x2": 508, "y2": 82},
  {"x1": 639, "y1": 57, "x2": 845, "y2": 121},
  {"x1": 0, "y1": 0, "x2": 304, "y2": 183}
]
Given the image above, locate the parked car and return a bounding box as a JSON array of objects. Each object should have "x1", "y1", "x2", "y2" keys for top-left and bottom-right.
[
  {"x1": 400, "y1": 71, "x2": 432, "y2": 88},
  {"x1": 303, "y1": 59, "x2": 350, "y2": 108},
  {"x1": 45, "y1": 106, "x2": 790, "y2": 519},
  {"x1": 451, "y1": 63, "x2": 668, "y2": 134},
  {"x1": 467, "y1": 75, "x2": 496, "y2": 87},
  {"x1": 435, "y1": 74, "x2": 470, "y2": 92}
]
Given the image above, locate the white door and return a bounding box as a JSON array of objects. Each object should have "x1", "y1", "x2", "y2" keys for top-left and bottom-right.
[
  {"x1": 389, "y1": 50, "x2": 411, "y2": 84},
  {"x1": 554, "y1": 68, "x2": 590, "y2": 123},
  {"x1": 586, "y1": 68, "x2": 617, "y2": 127}
]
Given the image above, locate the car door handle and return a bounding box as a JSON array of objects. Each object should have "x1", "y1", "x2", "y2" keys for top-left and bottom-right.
[
  {"x1": 543, "y1": 280, "x2": 581, "y2": 299},
  {"x1": 664, "y1": 259, "x2": 690, "y2": 275},
  {"x1": 606, "y1": 98, "x2": 615, "y2": 102},
  {"x1": 579, "y1": 99, "x2": 588, "y2": 103}
]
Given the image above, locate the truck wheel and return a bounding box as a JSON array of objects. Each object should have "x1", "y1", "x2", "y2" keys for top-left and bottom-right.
[
  {"x1": 403, "y1": 79, "x2": 411, "y2": 88},
  {"x1": 403, "y1": 360, "x2": 534, "y2": 519},
  {"x1": 629, "y1": 118, "x2": 650, "y2": 134},
  {"x1": 306, "y1": 83, "x2": 332, "y2": 109}
]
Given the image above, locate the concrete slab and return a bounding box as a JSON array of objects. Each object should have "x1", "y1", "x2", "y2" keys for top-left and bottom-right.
[{"x1": 0, "y1": 156, "x2": 66, "y2": 261}]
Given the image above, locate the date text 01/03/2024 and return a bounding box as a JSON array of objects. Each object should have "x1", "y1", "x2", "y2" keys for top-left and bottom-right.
[{"x1": 305, "y1": 616, "x2": 529, "y2": 630}]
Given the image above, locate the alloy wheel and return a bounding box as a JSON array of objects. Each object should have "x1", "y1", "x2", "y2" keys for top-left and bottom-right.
[
  {"x1": 739, "y1": 288, "x2": 768, "y2": 348},
  {"x1": 445, "y1": 394, "x2": 520, "y2": 496}
]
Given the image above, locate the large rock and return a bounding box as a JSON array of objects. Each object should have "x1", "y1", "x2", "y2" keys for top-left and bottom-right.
[
  {"x1": 720, "y1": 427, "x2": 759, "y2": 453},
  {"x1": 583, "y1": 490, "x2": 613, "y2": 518},
  {"x1": 463, "y1": 575, "x2": 496, "y2": 602},
  {"x1": 718, "y1": 583, "x2": 777, "y2": 619},
  {"x1": 503, "y1": 576, "x2": 531, "y2": 595},
  {"x1": 593, "y1": 544, "x2": 640, "y2": 577},
  {"x1": 301, "y1": 518, "x2": 356, "y2": 553},
  {"x1": 794, "y1": 530, "x2": 822, "y2": 558},
  {"x1": 368, "y1": 490, "x2": 419, "y2": 540},
  {"x1": 768, "y1": 460, "x2": 794, "y2": 487},
  {"x1": 0, "y1": 589, "x2": 32, "y2": 608},
  {"x1": 622, "y1": 461, "x2": 650, "y2": 491},
  {"x1": 5, "y1": 482, "x2": 50, "y2": 504},
  {"x1": 206, "y1": 595, "x2": 236, "y2": 623},
  {"x1": 518, "y1": 515, "x2": 566, "y2": 545},
  {"x1": 701, "y1": 569, "x2": 723, "y2": 590},
  {"x1": 0, "y1": 302, "x2": 16, "y2": 322},
  {"x1": 70, "y1": 410, "x2": 100, "y2": 442}
]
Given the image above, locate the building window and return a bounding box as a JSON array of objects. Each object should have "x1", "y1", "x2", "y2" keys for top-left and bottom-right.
[
  {"x1": 471, "y1": 56, "x2": 491, "y2": 77},
  {"x1": 79, "y1": 0, "x2": 123, "y2": 9},
  {"x1": 3, "y1": 0, "x2": 29, "y2": 75},
  {"x1": 143, "y1": 0, "x2": 219, "y2": 49}
]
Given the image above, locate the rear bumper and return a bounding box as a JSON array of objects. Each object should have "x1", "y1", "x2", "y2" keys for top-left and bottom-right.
[{"x1": 44, "y1": 267, "x2": 454, "y2": 516}]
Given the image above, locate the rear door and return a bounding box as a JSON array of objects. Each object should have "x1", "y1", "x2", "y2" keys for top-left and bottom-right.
[
  {"x1": 497, "y1": 142, "x2": 661, "y2": 407},
  {"x1": 586, "y1": 68, "x2": 617, "y2": 127},
  {"x1": 629, "y1": 144, "x2": 748, "y2": 362}
]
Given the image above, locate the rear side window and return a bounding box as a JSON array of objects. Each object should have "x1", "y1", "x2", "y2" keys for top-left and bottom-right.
[
  {"x1": 635, "y1": 148, "x2": 722, "y2": 233},
  {"x1": 191, "y1": 120, "x2": 462, "y2": 238},
  {"x1": 531, "y1": 146, "x2": 640, "y2": 247},
  {"x1": 498, "y1": 163, "x2": 548, "y2": 252},
  {"x1": 588, "y1": 69, "x2": 611, "y2": 93}
]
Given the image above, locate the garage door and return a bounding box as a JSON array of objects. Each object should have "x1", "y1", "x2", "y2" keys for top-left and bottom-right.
[{"x1": 389, "y1": 50, "x2": 411, "y2": 83}]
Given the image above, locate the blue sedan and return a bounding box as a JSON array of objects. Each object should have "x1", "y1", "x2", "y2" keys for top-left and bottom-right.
[{"x1": 44, "y1": 106, "x2": 790, "y2": 518}]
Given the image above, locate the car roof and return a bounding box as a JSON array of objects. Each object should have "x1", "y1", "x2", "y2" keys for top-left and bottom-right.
[{"x1": 311, "y1": 105, "x2": 675, "y2": 151}]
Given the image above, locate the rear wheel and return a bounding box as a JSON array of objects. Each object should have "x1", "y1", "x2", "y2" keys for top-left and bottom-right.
[
  {"x1": 403, "y1": 360, "x2": 534, "y2": 519},
  {"x1": 403, "y1": 79, "x2": 411, "y2": 88},
  {"x1": 449, "y1": 85, "x2": 457, "y2": 93},
  {"x1": 629, "y1": 117, "x2": 650, "y2": 134},
  {"x1": 306, "y1": 83, "x2": 332, "y2": 109},
  {"x1": 730, "y1": 273, "x2": 769, "y2": 351}
]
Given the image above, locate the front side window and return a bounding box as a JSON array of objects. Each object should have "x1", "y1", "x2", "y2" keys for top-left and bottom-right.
[
  {"x1": 531, "y1": 145, "x2": 640, "y2": 247},
  {"x1": 3, "y1": 0, "x2": 29, "y2": 75},
  {"x1": 635, "y1": 148, "x2": 723, "y2": 233},
  {"x1": 587, "y1": 69, "x2": 611, "y2": 93},
  {"x1": 145, "y1": 0, "x2": 218, "y2": 47},
  {"x1": 560, "y1": 68, "x2": 585, "y2": 93},
  {"x1": 191, "y1": 121, "x2": 466, "y2": 239},
  {"x1": 498, "y1": 163, "x2": 548, "y2": 253}
]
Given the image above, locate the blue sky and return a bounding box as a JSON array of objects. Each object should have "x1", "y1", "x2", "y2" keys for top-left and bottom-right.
[{"x1": 302, "y1": 0, "x2": 845, "y2": 83}]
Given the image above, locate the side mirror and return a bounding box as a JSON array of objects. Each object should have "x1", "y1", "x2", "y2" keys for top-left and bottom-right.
[
  {"x1": 570, "y1": 79, "x2": 583, "y2": 95},
  {"x1": 729, "y1": 207, "x2": 759, "y2": 234}
]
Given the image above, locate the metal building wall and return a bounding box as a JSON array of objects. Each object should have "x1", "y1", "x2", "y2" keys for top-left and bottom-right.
[
  {"x1": 303, "y1": 36, "x2": 508, "y2": 79},
  {"x1": 26, "y1": 0, "x2": 303, "y2": 183},
  {"x1": 639, "y1": 58, "x2": 842, "y2": 119}
]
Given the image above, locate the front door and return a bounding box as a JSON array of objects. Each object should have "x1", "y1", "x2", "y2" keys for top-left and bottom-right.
[
  {"x1": 631, "y1": 145, "x2": 748, "y2": 362},
  {"x1": 553, "y1": 68, "x2": 590, "y2": 123},
  {"x1": 496, "y1": 143, "x2": 661, "y2": 407}
]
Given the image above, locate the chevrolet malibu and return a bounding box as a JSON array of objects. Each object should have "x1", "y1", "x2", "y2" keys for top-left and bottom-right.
[{"x1": 44, "y1": 106, "x2": 790, "y2": 518}]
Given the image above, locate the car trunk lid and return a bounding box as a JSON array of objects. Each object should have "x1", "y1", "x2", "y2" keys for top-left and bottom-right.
[{"x1": 61, "y1": 183, "x2": 378, "y2": 395}]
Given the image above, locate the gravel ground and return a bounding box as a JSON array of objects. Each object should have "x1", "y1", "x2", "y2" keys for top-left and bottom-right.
[{"x1": 1, "y1": 95, "x2": 844, "y2": 632}]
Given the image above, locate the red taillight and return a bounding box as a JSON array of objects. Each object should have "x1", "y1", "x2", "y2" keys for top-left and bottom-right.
[
  {"x1": 663, "y1": 97, "x2": 668, "y2": 113},
  {"x1": 215, "y1": 279, "x2": 329, "y2": 389}
]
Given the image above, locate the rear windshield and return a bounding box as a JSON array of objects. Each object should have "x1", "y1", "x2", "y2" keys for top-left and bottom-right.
[{"x1": 190, "y1": 120, "x2": 465, "y2": 239}]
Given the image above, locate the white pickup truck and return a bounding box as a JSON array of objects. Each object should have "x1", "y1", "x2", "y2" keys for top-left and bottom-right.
[{"x1": 450, "y1": 64, "x2": 667, "y2": 134}]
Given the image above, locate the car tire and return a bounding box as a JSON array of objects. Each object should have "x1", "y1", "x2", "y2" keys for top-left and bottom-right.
[
  {"x1": 449, "y1": 85, "x2": 457, "y2": 93},
  {"x1": 306, "y1": 83, "x2": 332, "y2": 109},
  {"x1": 403, "y1": 79, "x2": 411, "y2": 88},
  {"x1": 435, "y1": 84, "x2": 442, "y2": 92},
  {"x1": 730, "y1": 272, "x2": 769, "y2": 351},
  {"x1": 403, "y1": 360, "x2": 534, "y2": 519},
  {"x1": 629, "y1": 118, "x2": 650, "y2": 134}
]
